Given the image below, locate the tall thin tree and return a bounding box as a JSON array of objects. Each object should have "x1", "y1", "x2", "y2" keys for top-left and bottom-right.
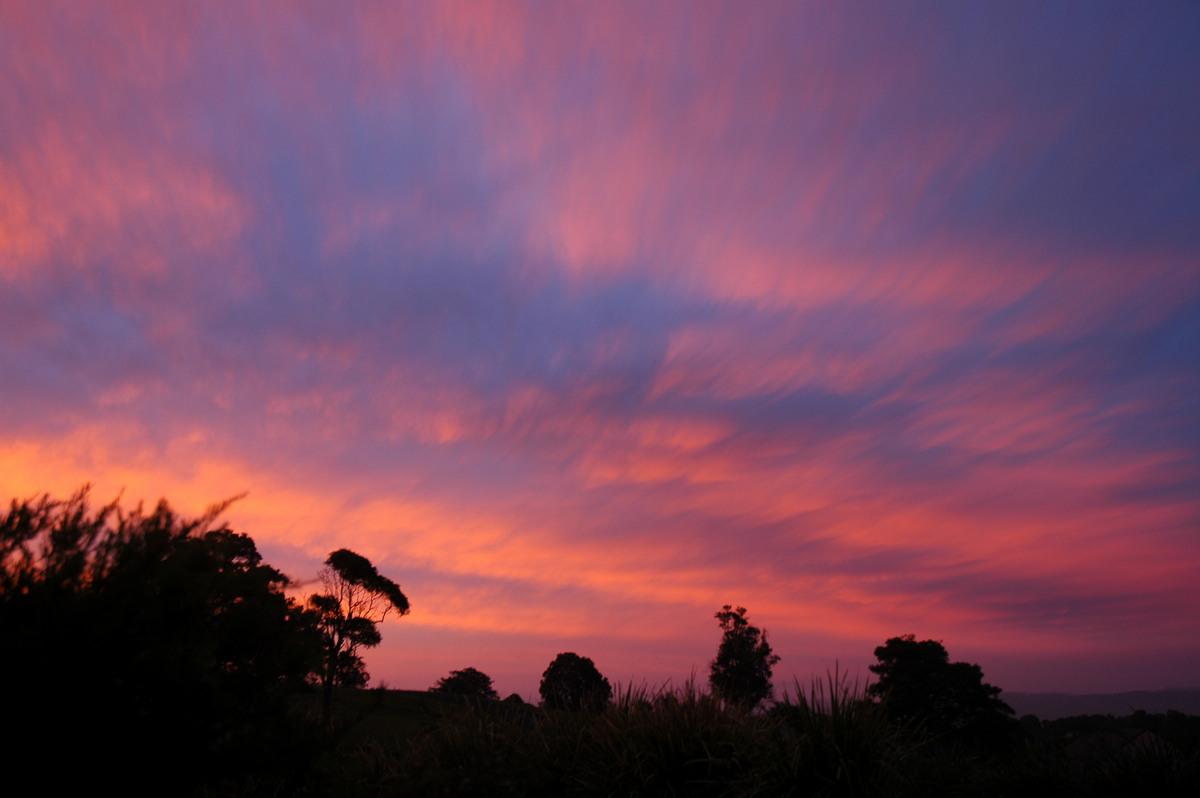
[{"x1": 307, "y1": 548, "x2": 409, "y2": 724}]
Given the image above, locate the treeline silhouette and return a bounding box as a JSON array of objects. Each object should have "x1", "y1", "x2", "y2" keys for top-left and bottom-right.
[
  {"x1": 4, "y1": 488, "x2": 1197, "y2": 795},
  {"x1": 1, "y1": 487, "x2": 404, "y2": 792}
]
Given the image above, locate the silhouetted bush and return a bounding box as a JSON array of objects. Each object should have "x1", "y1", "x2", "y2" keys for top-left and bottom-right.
[
  {"x1": 539, "y1": 652, "x2": 612, "y2": 711},
  {"x1": 868, "y1": 634, "x2": 1018, "y2": 751},
  {"x1": 430, "y1": 666, "x2": 500, "y2": 700},
  {"x1": 1, "y1": 488, "x2": 326, "y2": 792}
]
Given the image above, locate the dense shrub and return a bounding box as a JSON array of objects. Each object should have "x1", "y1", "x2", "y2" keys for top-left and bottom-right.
[
  {"x1": 430, "y1": 666, "x2": 500, "y2": 700},
  {"x1": 0, "y1": 489, "x2": 326, "y2": 792},
  {"x1": 539, "y1": 652, "x2": 613, "y2": 711}
]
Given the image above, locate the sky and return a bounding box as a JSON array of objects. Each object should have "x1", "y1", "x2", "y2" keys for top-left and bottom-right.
[{"x1": 2, "y1": 0, "x2": 1198, "y2": 700}]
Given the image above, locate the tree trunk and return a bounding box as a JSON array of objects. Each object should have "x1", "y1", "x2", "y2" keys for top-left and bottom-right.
[{"x1": 320, "y1": 638, "x2": 338, "y2": 727}]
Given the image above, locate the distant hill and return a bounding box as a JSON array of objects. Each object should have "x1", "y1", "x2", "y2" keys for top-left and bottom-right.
[{"x1": 1004, "y1": 688, "x2": 1200, "y2": 720}]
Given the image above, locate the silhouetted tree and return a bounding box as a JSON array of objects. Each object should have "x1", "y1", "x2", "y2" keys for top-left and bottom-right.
[
  {"x1": 867, "y1": 634, "x2": 1015, "y2": 747},
  {"x1": 334, "y1": 649, "x2": 371, "y2": 688},
  {"x1": 0, "y1": 487, "x2": 322, "y2": 790},
  {"x1": 307, "y1": 548, "x2": 409, "y2": 723},
  {"x1": 539, "y1": 652, "x2": 612, "y2": 711},
  {"x1": 431, "y1": 666, "x2": 500, "y2": 700},
  {"x1": 709, "y1": 605, "x2": 780, "y2": 709}
]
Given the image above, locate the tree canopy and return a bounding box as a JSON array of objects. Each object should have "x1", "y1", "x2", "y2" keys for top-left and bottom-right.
[
  {"x1": 539, "y1": 652, "x2": 613, "y2": 711},
  {"x1": 308, "y1": 547, "x2": 409, "y2": 722},
  {"x1": 867, "y1": 634, "x2": 1015, "y2": 747},
  {"x1": 324, "y1": 548, "x2": 410, "y2": 616},
  {"x1": 431, "y1": 666, "x2": 500, "y2": 700},
  {"x1": 709, "y1": 605, "x2": 780, "y2": 709}
]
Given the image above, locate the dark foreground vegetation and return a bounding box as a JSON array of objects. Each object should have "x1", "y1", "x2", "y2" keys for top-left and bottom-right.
[
  {"x1": 4, "y1": 488, "x2": 1198, "y2": 795},
  {"x1": 309, "y1": 682, "x2": 1200, "y2": 798},
  {"x1": 1, "y1": 487, "x2": 405, "y2": 792}
]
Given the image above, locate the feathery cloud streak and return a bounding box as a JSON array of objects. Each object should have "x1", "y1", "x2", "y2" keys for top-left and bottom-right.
[{"x1": 2, "y1": 0, "x2": 1198, "y2": 696}]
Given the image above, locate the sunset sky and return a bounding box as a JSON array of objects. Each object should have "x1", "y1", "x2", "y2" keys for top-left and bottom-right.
[{"x1": 3, "y1": 1, "x2": 1198, "y2": 700}]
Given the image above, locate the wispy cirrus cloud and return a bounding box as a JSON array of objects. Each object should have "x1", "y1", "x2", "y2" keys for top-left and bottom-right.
[{"x1": 2, "y1": 0, "x2": 1197, "y2": 696}]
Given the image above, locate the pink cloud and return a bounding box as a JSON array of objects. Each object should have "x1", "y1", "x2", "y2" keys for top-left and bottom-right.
[{"x1": 2, "y1": 1, "x2": 1198, "y2": 699}]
